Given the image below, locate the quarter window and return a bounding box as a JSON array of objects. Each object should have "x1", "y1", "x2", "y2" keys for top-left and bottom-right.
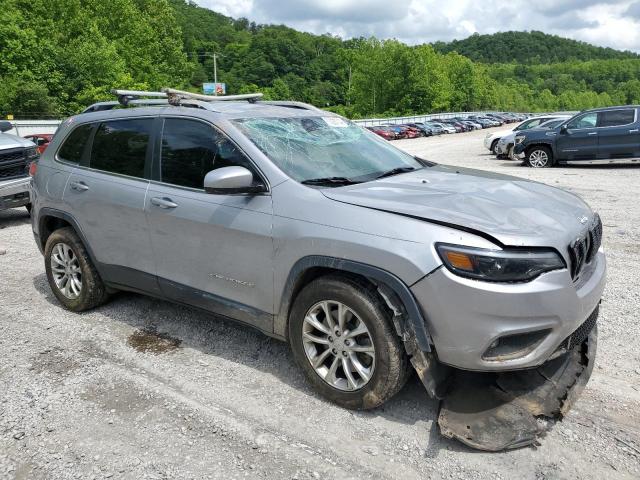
[
  {"x1": 90, "y1": 119, "x2": 152, "y2": 178},
  {"x1": 58, "y1": 124, "x2": 93, "y2": 164},
  {"x1": 160, "y1": 118, "x2": 258, "y2": 190},
  {"x1": 598, "y1": 109, "x2": 636, "y2": 128},
  {"x1": 567, "y1": 113, "x2": 598, "y2": 130}
]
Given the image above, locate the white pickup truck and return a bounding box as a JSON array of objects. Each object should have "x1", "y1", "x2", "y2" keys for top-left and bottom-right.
[{"x1": 0, "y1": 121, "x2": 38, "y2": 213}]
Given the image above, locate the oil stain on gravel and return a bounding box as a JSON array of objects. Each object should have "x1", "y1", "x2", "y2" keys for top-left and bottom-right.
[{"x1": 127, "y1": 328, "x2": 182, "y2": 354}]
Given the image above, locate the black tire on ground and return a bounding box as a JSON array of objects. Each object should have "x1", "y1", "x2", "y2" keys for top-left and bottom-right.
[
  {"x1": 490, "y1": 140, "x2": 499, "y2": 155},
  {"x1": 289, "y1": 275, "x2": 411, "y2": 410},
  {"x1": 44, "y1": 227, "x2": 109, "y2": 312},
  {"x1": 525, "y1": 145, "x2": 554, "y2": 168}
]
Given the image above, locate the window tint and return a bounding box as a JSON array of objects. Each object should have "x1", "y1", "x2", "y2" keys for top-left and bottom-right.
[
  {"x1": 90, "y1": 119, "x2": 152, "y2": 178},
  {"x1": 160, "y1": 118, "x2": 257, "y2": 189},
  {"x1": 598, "y1": 109, "x2": 636, "y2": 128},
  {"x1": 567, "y1": 113, "x2": 598, "y2": 130},
  {"x1": 58, "y1": 124, "x2": 93, "y2": 164}
]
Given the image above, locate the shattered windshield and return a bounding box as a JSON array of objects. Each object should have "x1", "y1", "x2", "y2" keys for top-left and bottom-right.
[{"x1": 233, "y1": 116, "x2": 422, "y2": 184}]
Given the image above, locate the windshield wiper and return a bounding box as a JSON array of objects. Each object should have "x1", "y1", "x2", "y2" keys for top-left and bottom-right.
[
  {"x1": 375, "y1": 166, "x2": 419, "y2": 180},
  {"x1": 301, "y1": 176, "x2": 359, "y2": 186}
]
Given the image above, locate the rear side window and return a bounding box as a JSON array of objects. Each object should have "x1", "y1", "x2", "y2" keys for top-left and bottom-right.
[
  {"x1": 598, "y1": 109, "x2": 636, "y2": 128},
  {"x1": 160, "y1": 118, "x2": 256, "y2": 189},
  {"x1": 58, "y1": 124, "x2": 93, "y2": 164},
  {"x1": 90, "y1": 119, "x2": 152, "y2": 178}
]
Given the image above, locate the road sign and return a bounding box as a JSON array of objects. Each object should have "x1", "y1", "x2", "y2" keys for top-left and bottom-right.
[{"x1": 203, "y1": 83, "x2": 226, "y2": 95}]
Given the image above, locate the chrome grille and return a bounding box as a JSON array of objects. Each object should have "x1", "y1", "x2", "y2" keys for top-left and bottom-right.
[{"x1": 569, "y1": 214, "x2": 603, "y2": 280}]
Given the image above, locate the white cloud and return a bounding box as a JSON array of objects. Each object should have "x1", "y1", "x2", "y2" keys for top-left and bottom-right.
[{"x1": 194, "y1": 0, "x2": 640, "y2": 52}]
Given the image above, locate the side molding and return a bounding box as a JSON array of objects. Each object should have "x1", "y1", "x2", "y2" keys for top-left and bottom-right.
[{"x1": 276, "y1": 256, "x2": 432, "y2": 352}]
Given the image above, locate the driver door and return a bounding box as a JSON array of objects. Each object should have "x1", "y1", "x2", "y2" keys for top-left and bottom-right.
[
  {"x1": 145, "y1": 117, "x2": 275, "y2": 332},
  {"x1": 556, "y1": 112, "x2": 599, "y2": 162}
]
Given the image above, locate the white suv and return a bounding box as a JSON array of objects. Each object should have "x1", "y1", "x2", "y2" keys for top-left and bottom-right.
[{"x1": 0, "y1": 121, "x2": 38, "y2": 212}]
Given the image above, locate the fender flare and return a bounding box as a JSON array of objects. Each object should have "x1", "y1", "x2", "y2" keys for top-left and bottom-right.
[
  {"x1": 37, "y1": 208, "x2": 100, "y2": 267},
  {"x1": 275, "y1": 255, "x2": 432, "y2": 352}
]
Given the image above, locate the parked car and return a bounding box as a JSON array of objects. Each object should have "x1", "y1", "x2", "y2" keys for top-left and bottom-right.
[
  {"x1": 496, "y1": 117, "x2": 571, "y2": 158},
  {"x1": 484, "y1": 115, "x2": 570, "y2": 155},
  {"x1": 513, "y1": 105, "x2": 640, "y2": 167},
  {"x1": 0, "y1": 120, "x2": 37, "y2": 213},
  {"x1": 24, "y1": 133, "x2": 54, "y2": 154},
  {"x1": 31, "y1": 90, "x2": 605, "y2": 450},
  {"x1": 405, "y1": 123, "x2": 434, "y2": 136},
  {"x1": 422, "y1": 122, "x2": 446, "y2": 135},
  {"x1": 366, "y1": 126, "x2": 393, "y2": 141}
]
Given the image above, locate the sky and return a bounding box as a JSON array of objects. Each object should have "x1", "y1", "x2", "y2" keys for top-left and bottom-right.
[{"x1": 194, "y1": 0, "x2": 640, "y2": 52}]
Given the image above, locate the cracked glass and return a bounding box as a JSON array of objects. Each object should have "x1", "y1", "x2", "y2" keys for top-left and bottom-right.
[{"x1": 233, "y1": 116, "x2": 422, "y2": 183}]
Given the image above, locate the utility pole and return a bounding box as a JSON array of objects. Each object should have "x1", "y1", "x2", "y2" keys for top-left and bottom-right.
[{"x1": 213, "y1": 53, "x2": 218, "y2": 93}]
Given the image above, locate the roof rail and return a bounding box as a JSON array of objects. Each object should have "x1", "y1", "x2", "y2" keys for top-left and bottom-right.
[
  {"x1": 259, "y1": 100, "x2": 322, "y2": 112},
  {"x1": 161, "y1": 88, "x2": 263, "y2": 105}
]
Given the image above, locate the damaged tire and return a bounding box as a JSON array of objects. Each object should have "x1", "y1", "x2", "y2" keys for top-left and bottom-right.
[{"x1": 289, "y1": 275, "x2": 410, "y2": 410}]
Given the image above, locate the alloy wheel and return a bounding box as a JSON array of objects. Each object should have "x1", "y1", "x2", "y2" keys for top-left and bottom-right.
[
  {"x1": 302, "y1": 300, "x2": 376, "y2": 391},
  {"x1": 529, "y1": 149, "x2": 550, "y2": 168},
  {"x1": 50, "y1": 242, "x2": 82, "y2": 299}
]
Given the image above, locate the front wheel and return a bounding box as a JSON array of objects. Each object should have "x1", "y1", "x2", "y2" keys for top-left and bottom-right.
[
  {"x1": 526, "y1": 146, "x2": 553, "y2": 168},
  {"x1": 44, "y1": 227, "x2": 110, "y2": 312},
  {"x1": 289, "y1": 276, "x2": 410, "y2": 410}
]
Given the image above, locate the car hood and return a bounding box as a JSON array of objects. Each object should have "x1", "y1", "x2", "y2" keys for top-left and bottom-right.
[
  {"x1": 321, "y1": 165, "x2": 593, "y2": 250},
  {"x1": 0, "y1": 133, "x2": 34, "y2": 150}
]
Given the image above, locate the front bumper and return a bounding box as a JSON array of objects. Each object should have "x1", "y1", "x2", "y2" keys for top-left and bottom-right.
[
  {"x1": 513, "y1": 143, "x2": 526, "y2": 159},
  {"x1": 0, "y1": 176, "x2": 31, "y2": 210},
  {"x1": 411, "y1": 250, "x2": 606, "y2": 371}
]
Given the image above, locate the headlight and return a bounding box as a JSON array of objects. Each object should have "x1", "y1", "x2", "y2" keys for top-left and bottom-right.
[
  {"x1": 436, "y1": 243, "x2": 565, "y2": 282},
  {"x1": 515, "y1": 135, "x2": 526, "y2": 145},
  {"x1": 25, "y1": 147, "x2": 39, "y2": 160}
]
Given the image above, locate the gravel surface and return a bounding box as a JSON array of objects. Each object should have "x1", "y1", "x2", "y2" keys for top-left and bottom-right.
[{"x1": 1, "y1": 127, "x2": 639, "y2": 479}]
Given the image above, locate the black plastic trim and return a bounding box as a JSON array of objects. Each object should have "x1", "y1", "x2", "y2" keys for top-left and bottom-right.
[{"x1": 277, "y1": 255, "x2": 432, "y2": 351}]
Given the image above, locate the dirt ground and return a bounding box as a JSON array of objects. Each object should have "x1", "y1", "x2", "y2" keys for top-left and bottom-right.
[{"x1": 1, "y1": 127, "x2": 639, "y2": 479}]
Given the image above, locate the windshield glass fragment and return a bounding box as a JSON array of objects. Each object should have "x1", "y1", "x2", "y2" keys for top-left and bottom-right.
[{"x1": 233, "y1": 116, "x2": 422, "y2": 184}]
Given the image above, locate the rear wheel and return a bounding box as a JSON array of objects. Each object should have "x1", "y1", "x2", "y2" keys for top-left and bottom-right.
[
  {"x1": 526, "y1": 146, "x2": 553, "y2": 168},
  {"x1": 289, "y1": 275, "x2": 410, "y2": 410},
  {"x1": 44, "y1": 227, "x2": 109, "y2": 312}
]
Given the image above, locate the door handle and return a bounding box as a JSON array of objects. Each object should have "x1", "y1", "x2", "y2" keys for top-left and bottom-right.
[
  {"x1": 70, "y1": 181, "x2": 89, "y2": 192},
  {"x1": 151, "y1": 197, "x2": 178, "y2": 209},
  {"x1": 630, "y1": 129, "x2": 639, "y2": 133},
  {"x1": 587, "y1": 132, "x2": 598, "y2": 136}
]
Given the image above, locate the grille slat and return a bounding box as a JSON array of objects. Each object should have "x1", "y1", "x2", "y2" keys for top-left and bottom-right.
[
  {"x1": 0, "y1": 147, "x2": 28, "y2": 180},
  {"x1": 569, "y1": 214, "x2": 603, "y2": 280}
]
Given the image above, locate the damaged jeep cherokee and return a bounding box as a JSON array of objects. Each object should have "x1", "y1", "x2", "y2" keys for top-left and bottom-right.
[{"x1": 30, "y1": 89, "x2": 606, "y2": 451}]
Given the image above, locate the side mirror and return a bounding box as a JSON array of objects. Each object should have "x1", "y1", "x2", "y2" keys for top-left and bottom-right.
[
  {"x1": 0, "y1": 121, "x2": 12, "y2": 133},
  {"x1": 204, "y1": 166, "x2": 263, "y2": 195},
  {"x1": 560, "y1": 125, "x2": 568, "y2": 134}
]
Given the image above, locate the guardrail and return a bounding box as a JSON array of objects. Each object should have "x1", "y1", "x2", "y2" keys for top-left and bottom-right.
[
  {"x1": 6, "y1": 120, "x2": 62, "y2": 136},
  {"x1": 5, "y1": 110, "x2": 517, "y2": 136},
  {"x1": 351, "y1": 112, "x2": 502, "y2": 127}
]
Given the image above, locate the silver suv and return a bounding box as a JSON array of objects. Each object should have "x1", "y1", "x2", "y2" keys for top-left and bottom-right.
[
  {"x1": 0, "y1": 120, "x2": 37, "y2": 212},
  {"x1": 30, "y1": 90, "x2": 606, "y2": 450}
]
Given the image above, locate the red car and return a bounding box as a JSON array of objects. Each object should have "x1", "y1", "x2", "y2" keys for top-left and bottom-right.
[
  {"x1": 366, "y1": 126, "x2": 395, "y2": 140},
  {"x1": 24, "y1": 134, "x2": 53, "y2": 154}
]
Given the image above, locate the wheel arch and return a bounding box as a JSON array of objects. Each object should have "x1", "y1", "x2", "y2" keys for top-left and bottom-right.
[
  {"x1": 38, "y1": 208, "x2": 99, "y2": 267},
  {"x1": 275, "y1": 256, "x2": 432, "y2": 352}
]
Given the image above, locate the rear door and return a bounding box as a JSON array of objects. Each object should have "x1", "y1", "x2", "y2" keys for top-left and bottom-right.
[
  {"x1": 63, "y1": 117, "x2": 159, "y2": 292},
  {"x1": 596, "y1": 108, "x2": 639, "y2": 161},
  {"x1": 556, "y1": 112, "x2": 599, "y2": 162},
  {"x1": 145, "y1": 117, "x2": 274, "y2": 331}
]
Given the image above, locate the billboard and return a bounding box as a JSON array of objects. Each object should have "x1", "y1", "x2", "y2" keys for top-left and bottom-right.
[{"x1": 203, "y1": 83, "x2": 226, "y2": 95}]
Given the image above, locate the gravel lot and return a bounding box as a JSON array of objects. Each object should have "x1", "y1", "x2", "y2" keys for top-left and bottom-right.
[{"x1": 1, "y1": 127, "x2": 639, "y2": 479}]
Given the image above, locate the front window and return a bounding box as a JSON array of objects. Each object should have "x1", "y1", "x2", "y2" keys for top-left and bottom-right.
[
  {"x1": 567, "y1": 112, "x2": 598, "y2": 130},
  {"x1": 233, "y1": 116, "x2": 423, "y2": 184}
]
